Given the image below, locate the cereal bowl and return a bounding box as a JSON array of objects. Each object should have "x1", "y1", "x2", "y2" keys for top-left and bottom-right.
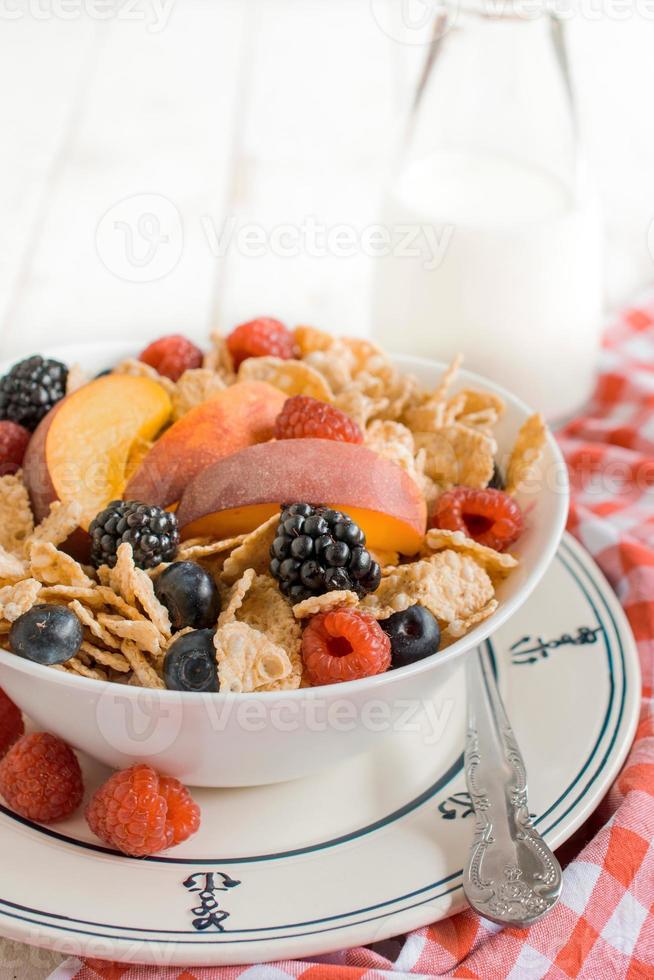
[{"x1": 0, "y1": 342, "x2": 568, "y2": 786}]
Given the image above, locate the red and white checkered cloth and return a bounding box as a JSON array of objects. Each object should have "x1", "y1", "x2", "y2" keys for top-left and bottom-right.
[{"x1": 51, "y1": 299, "x2": 654, "y2": 980}]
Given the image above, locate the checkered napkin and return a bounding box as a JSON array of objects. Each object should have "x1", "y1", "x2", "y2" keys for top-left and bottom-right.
[{"x1": 52, "y1": 299, "x2": 654, "y2": 980}]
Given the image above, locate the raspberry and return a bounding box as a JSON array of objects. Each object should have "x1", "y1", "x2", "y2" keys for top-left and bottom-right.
[
  {"x1": 0, "y1": 733, "x2": 83, "y2": 823},
  {"x1": 226, "y1": 317, "x2": 295, "y2": 369},
  {"x1": 275, "y1": 396, "x2": 363, "y2": 444},
  {"x1": 301, "y1": 607, "x2": 391, "y2": 685},
  {"x1": 0, "y1": 421, "x2": 30, "y2": 476},
  {"x1": 0, "y1": 688, "x2": 24, "y2": 758},
  {"x1": 139, "y1": 334, "x2": 203, "y2": 382},
  {"x1": 85, "y1": 764, "x2": 200, "y2": 857},
  {"x1": 430, "y1": 487, "x2": 524, "y2": 552}
]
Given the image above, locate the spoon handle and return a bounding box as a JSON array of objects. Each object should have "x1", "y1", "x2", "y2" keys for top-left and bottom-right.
[{"x1": 463, "y1": 646, "x2": 562, "y2": 927}]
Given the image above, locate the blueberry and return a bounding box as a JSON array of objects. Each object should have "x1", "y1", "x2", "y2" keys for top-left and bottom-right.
[
  {"x1": 154, "y1": 561, "x2": 220, "y2": 631},
  {"x1": 381, "y1": 605, "x2": 441, "y2": 668},
  {"x1": 10, "y1": 603, "x2": 83, "y2": 666},
  {"x1": 163, "y1": 629, "x2": 218, "y2": 692}
]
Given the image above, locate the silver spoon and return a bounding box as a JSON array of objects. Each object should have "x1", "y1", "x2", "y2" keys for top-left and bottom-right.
[{"x1": 463, "y1": 645, "x2": 562, "y2": 927}]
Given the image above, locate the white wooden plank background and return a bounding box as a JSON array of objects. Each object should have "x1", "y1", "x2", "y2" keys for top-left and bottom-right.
[{"x1": 0, "y1": 2, "x2": 654, "y2": 975}]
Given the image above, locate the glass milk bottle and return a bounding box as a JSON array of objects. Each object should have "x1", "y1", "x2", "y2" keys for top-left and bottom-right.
[{"x1": 370, "y1": 2, "x2": 603, "y2": 422}]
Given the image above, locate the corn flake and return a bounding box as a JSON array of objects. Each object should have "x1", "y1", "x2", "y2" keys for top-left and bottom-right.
[
  {"x1": 203, "y1": 330, "x2": 236, "y2": 382},
  {"x1": 294, "y1": 325, "x2": 333, "y2": 356},
  {"x1": 70, "y1": 600, "x2": 121, "y2": 649},
  {"x1": 422, "y1": 528, "x2": 518, "y2": 577},
  {"x1": 293, "y1": 590, "x2": 359, "y2": 619},
  {"x1": 0, "y1": 579, "x2": 42, "y2": 621},
  {"x1": 28, "y1": 540, "x2": 94, "y2": 588},
  {"x1": 0, "y1": 474, "x2": 34, "y2": 557},
  {"x1": 0, "y1": 545, "x2": 27, "y2": 581},
  {"x1": 506, "y1": 413, "x2": 547, "y2": 496},
  {"x1": 234, "y1": 574, "x2": 302, "y2": 688},
  {"x1": 28, "y1": 500, "x2": 82, "y2": 548},
  {"x1": 303, "y1": 343, "x2": 356, "y2": 395},
  {"x1": 172, "y1": 368, "x2": 227, "y2": 420},
  {"x1": 40, "y1": 584, "x2": 104, "y2": 606},
  {"x1": 218, "y1": 568, "x2": 256, "y2": 627},
  {"x1": 415, "y1": 424, "x2": 496, "y2": 489},
  {"x1": 121, "y1": 639, "x2": 165, "y2": 689},
  {"x1": 113, "y1": 358, "x2": 175, "y2": 395},
  {"x1": 101, "y1": 544, "x2": 171, "y2": 636},
  {"x1": 97, "y1": 613, "x2": 163, "y2": 656},
  {"x1": 360, "y1": 551, "x2": 494, "y2": 623},
  {"x1": 177, "y1": 534, "x2": 247, "y2": 563},
  {"x1": 238, "y1": 356, "x2": 333, "y2": 402},
  {"x1": 214, "y1": 621, "x2": 292, "y2": 693},
  {"x1": 441, "y1": 599, "x2": 499, "y2": 646},
  {"x1": 221, "y1": 516, "x2": 279, "y2": 585}
]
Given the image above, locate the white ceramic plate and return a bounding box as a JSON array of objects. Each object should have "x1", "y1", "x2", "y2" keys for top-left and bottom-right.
[{"x1": 0, "y1": 533, "x2": 639, "y2": 966}]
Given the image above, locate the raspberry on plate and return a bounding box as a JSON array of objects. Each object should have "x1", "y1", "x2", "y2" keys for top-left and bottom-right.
[
  {"x1": 86, "y1": 764, "x2": 200, "y2": 857},
  {"x1": 139, "y1": 334, "x2": 203, "y2": 382},
  {"x1": 430, "y1": 486, "x2": 524, "y2": 552},
  {"x1": 0, "y1": 421, "x2": 30, "y2": 476},
  {"x1": 274, "y1": 395, "x2": 363, "y2": 444},
  {"x1": 0, "y1": 688, "x2": 24, "y2": 758},
  {"x1": 301, "y1": 607, "x2": 391, "y2": 685},
  {"x1": 0, "y1": 732, "x2": 83, "y2": 823},
  {"x1": 226, "y1": 317, "x2": 295, "y2": 369}
]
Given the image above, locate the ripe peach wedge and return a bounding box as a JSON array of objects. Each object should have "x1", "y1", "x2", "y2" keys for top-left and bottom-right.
[
  {"x1": 23, "y1": 374, "x2": 172, "y2": 533},
  {"x1": 124, "y1": 381, "x2": 287, "y2": 509},
  {"x1": 176, "y1": 438, "x2": 427, "y2": 555}
]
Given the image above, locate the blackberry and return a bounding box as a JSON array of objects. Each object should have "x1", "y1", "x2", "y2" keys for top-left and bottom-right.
[
  {"x1": 0, "y1": 355, "x2": 68, "y2": 431},
  {"x1": 89, "y1": 500, "x2": 179, "y2": 570},
  {"x1": 269, "y1": 503, "x2": 381, "y2": 603}
]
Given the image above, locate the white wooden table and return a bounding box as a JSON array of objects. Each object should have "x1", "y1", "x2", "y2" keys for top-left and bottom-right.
[{"x1": 0, "y1": 2, "x2": 653, "y2": 975}]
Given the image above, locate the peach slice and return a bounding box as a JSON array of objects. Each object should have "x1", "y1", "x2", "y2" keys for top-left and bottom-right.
[
  {"x1": 176, "y1": 438, "x2": 427, "y2": 555},
  {"x1": 124, "y1": 381, "x2": 287, "y2": 509},
  {"x1": 23, "y1": 374, "x2": 172, "y2": 532}
]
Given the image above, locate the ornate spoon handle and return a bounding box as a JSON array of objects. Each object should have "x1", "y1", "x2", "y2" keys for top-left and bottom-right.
[{"x1": 463, "y1": 646, "x2": 562, "y2": 927}]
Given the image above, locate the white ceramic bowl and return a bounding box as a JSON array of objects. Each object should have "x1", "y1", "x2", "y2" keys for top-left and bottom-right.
[{"x1": 0, "y1": 344, "x2": 569, "y2": 786}]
